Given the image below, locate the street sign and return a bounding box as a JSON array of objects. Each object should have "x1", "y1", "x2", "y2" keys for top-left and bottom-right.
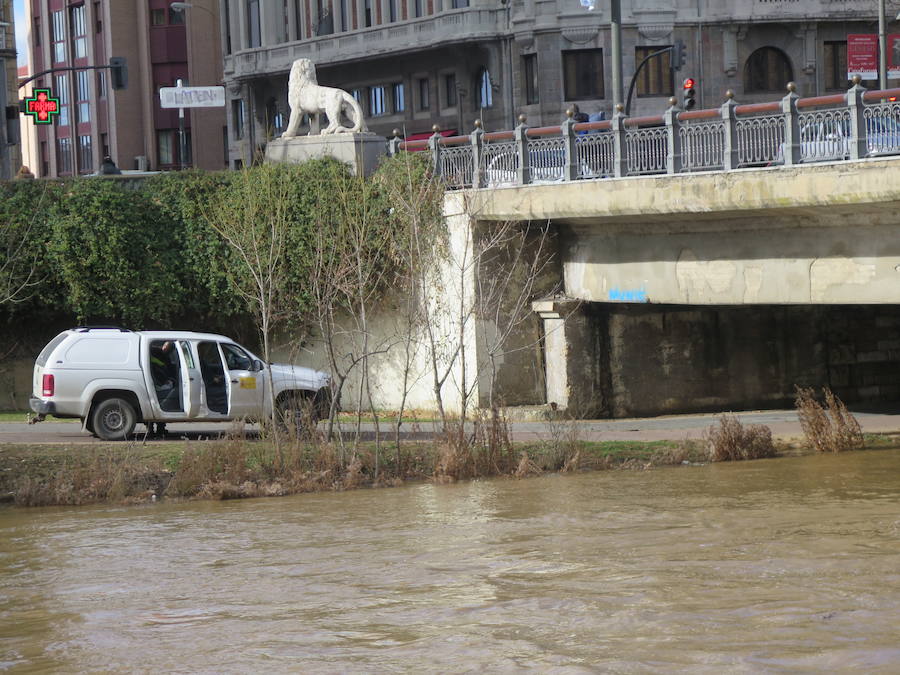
[
  {"x1": 848, "y1": 34, "x2": 878, "y2": 80},
  {"x1": 159, "y1": 85, "x2": 226, "y2": 108}
]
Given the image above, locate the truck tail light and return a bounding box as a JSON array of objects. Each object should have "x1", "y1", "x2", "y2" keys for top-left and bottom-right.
[{"x1": 42, "y1": 374, "x2": 55, "y2": 397}]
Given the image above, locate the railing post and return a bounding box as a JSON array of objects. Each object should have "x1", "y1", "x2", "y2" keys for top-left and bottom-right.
[
  {"x1": 428, "y1": 124, "x2": 443, "y2": 178},
  {"x1": 562, "y1": 108, "x2": 578, "y2": 181},
  {"x1": 665, "y1": 96, "x2": 683, "y2": 174},
  {"x1": 387, "y1": 128, "x2": 402, "y2": 157},
  {"x1": 720, "y1": 90, "x2": 740, "y2": 171},
  {"x1": 781, "y1": 82, "x2": 802, "y2": 166},
  {"x1": 471, "y1": 119, "x2": 485, "y2": 188},
  {"x1": 515, "y1": 113, "x2": 532, "y2": 185},
  {"x1": 612, "y1": 103, "x2": 628, "y2": 178},
  {"x1": 847, "y1": 75, "x2": 869, "y2": 161}
]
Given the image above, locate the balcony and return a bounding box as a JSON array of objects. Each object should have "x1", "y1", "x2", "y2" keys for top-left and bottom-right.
[{"x1": 224, "y1": 8, "x2": 504, "y2": 81}]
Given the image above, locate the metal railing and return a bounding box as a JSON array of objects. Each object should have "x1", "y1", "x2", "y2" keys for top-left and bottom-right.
[{"x1": 388, "y1": 79, "x2": 900, "y2": 189}]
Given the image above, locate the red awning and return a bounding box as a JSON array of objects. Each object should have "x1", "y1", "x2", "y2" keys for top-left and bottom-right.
[{"x1": 405, "y1": 129, "x2": 458, "y2": 141}]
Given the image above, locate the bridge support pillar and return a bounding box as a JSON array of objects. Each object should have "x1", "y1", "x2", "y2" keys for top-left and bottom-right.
[{"x1": 532, "y1": 298, "x2": 603, "y2": 416}]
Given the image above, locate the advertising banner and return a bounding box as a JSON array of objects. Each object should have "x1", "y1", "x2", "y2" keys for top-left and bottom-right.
[
  {"x1": 848, "y1": 34, "x2": 878, "y2": 80},
  {"x1": 888, "y1": 33, "x2": 900, "y2": 80}
]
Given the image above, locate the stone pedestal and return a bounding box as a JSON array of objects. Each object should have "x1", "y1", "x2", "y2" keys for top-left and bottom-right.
[{"x1": 264, "y1": 134, "x2": 387, "y2": 176}]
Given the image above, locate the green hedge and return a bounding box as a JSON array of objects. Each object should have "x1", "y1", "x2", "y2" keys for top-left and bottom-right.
[{"x1": 0, "y1": 156, "x2": 431, "y2": 345}]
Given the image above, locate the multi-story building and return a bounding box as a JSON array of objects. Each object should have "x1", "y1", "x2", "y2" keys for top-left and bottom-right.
[
  {"x1": 27, "y1": 0, "x2": 225, "y2": 177},
  {"x1": 1, "y1": 0, "x2": 21, "y2": 180},
  {"x1": 221, "y1": 0, "x2": 900, "y2": 167}
]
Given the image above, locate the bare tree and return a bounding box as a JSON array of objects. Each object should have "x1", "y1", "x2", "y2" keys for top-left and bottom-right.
[{"x1": 205, "y1": 166, "x2": 290, "y2": 461}]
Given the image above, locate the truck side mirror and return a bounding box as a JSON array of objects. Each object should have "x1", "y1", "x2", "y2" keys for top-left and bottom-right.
[{"x1": 253, "y1": 359, "x2": 264, "y2": 372}]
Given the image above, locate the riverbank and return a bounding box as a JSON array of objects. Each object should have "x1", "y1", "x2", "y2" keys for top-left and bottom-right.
[{"x1": 2, "y1": 430, "x2": 898, "y2": 508}]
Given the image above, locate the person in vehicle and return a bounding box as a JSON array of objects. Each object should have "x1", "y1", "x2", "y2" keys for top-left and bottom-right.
[{"x1": 150, "y1": 341, "x2": 181, "y2": 432}]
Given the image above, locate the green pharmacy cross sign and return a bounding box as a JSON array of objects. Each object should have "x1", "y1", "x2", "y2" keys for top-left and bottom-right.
[{"x1": 25, "y1": 89, "x2": 61, "y2": 124}]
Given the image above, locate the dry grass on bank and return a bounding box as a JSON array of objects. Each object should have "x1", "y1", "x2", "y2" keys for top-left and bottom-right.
[
  {"x1": 706, "y1": 415, "x2": 778, "y2": 462},
  {"x1": 794, "y1": 386, "x2": 864, "y2": 453},
  {"x1": 0, "y1": 428, "x2": 713, "y2": 508}
]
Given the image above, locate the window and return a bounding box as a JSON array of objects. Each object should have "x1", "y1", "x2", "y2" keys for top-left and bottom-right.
[
  {"x1": 57, "y1": 137, "x2": 73, "y2": 174},
  {"x1": 150, "y1": 8, "x2": 167, "y2": 26},
  {"x1": 78, "y1": 135, "x2": 92, "y2": 173},
  {"x1": 369, "y1": 85, "x2": 387, "y2": 116},
  {"x1": 635, "y1": 46, "x2": 673, "y2": 97},
  {"x1": 415, "y1": 0, "x2": 423, "y2": 17},
  {"x1": 365, "y1": 0, "x2": 372, "y2": 28},
  {"x1": 52, "y1": 10, "x2": 66, "y2": 63},
  {"x1": 477, "y1": 68, "x2": 493, "y2": 108},
  {"x1": 247, "y1": 0, "x2": 261, "y2": 47},
  {"x1": 523, "y1": 54, "x2": 539, "y2": 105},
  {"x1": 351, "y1": 88, "x2": 363, "y2": 103},
  {"x1": 392, "y1": 82, "x2": 405, "y2": 112},
  {"x1": 563, "y1": 49, "x2": 604, "y2": 100},
  {"x1": 77, "y1": 70, "x2": 90, "y2": 124},
  {"x1": 32, "y1": 17, "x2": 40, "y2": 46},
  {"x1": 224, "y1": 0, "x2": 232, "y2": 53},
  {"x1": 824, "y1": 41, "x2": 849, "y2": 91},
  {"x1": 745, "y1": 47, "x2": 793, "y2": 93},
  {"x1": 170, "y1": 7, "x2": 185, "y2": 25},
  {"x1": 417, "y1": 78, "x2": 430, "y2": 110},
  {"x1": 41, "y1": 141, "x2": 49, "y2": 177},
  {"x1": 339, "y1": 0, "x2": 348, "y2": 33},
  {"x1": 389, "y1": 0, "x2": 398, "y2": 22},
  {"x1": 70, "y1": 5, "x2": 86, "y2": 58},
  {"x1": 222, "y1": 344, "x2": 252, "y2": 371},
  {"x1": 101, "y1": 133, "x2": 109, "y2": 158},
  {"x1": 223, "y1": 126, "x2": 229, "y2": 165},
  {"x1": 158, "y1": 130, "x2": 175, "y2": 165},
  {"x1": 451, "y1": 0, "x2": 469, "y2": 7},
  {"x1": 316, "y1": 0, "x2": 333, "y2": 35},
  {"x1": 97, "y1": 70, "x2": 107, "y2": 98},
  {"x1": 444, "y1": 73, "x2": 457, "y2": 107},
  {"x1": 232, "y1": 98, "x2": 245, "y2": 139},
  {"x1": 56, "y1": 74, "x2": 69, "y2": 126},
  {"x1": 94, "y1": 1, "x2": 102, "y2": 33}
]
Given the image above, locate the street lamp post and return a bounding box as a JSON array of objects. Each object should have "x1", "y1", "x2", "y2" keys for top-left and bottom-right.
[
  {"x1": 879, "y1": 0, "x2": 888, "y2": 91},
  {"x1": 610, "y1": 0, "x2": 623, "y2": 111},
  {"x1": 583, "y1": 1, "x2": 623, "y2": 112}
]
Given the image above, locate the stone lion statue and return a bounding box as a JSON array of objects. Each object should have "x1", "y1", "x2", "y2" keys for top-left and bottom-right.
[{"x1": 282, "y1": 58, "x2": 368, "y2": 137}]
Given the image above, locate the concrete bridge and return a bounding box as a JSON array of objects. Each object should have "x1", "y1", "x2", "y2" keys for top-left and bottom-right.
[{"x1": 423, "y1": 87, "x2": 900, "y2": 418}]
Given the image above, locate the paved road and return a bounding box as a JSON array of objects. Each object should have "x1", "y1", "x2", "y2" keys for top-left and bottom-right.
[{"x1": 3, "y1": 407, "x2": 900, "y2": 444}]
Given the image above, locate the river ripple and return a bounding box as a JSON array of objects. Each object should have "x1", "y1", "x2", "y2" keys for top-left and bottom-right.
[{"x1": 1, "y1": 449, "x2": 899, "y2": 673}]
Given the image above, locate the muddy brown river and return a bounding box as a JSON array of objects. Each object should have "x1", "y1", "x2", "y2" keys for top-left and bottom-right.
[{"x1": 2, "y1": 449, "x2": 899, "y2": 672}]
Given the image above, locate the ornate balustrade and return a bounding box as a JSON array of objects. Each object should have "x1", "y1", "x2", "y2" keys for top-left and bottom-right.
[{"x1": 388, "y1": 79, "x2": 900, "y2": 189}]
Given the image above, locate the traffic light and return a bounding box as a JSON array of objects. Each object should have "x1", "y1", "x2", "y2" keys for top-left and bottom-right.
[
  {"x1": 672, "y1": 39, "x2": 687, "y2": 71},
  {"x1": 109, "y1": 57, "x2": 128, "y2": 90},
  {"x1": 682, "y1": 77, "x2": 696, "y2": 110}
]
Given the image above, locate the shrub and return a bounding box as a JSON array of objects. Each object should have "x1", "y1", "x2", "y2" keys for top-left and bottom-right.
[
  {"x1": 794, "y1": 386, "x2": 863, "y2": 453},
  {"x1": 707, "y1": 415, "x2": 777, "y2": 462}
]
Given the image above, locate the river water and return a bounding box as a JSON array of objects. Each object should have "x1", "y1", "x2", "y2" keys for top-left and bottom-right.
[{"x1": 1, "y1": 449, "x2": 899, "y2": 673}]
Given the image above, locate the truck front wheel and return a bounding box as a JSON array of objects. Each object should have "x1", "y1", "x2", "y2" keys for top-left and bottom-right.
[{"x1": 92, "y1": 398, "x2": 137, "y2": 441}]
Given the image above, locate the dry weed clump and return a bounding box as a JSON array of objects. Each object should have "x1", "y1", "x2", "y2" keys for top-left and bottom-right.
[
  {"x1": 707, "y1": 415, "x2": 777, "y2": 462},
  {"x1": 541, "y1": 403, "x2": 583, "y2": 471},
  {"x1": 514, "y1": 452, "x2": 543, "y2": 478},
  {"x1": 650, "y1": 439, "x2": 694, "y2": 465},
  {"x1": 434, "y1": 410, "x2": 517, "y2": 482},
  {"x1": 794, "y1": 386, "x2": 863, "y2": 453}
]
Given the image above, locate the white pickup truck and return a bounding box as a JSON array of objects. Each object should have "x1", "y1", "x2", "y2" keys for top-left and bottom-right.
[{"x1": 29, "y1": 328, "x2": 332, "y2": 440}]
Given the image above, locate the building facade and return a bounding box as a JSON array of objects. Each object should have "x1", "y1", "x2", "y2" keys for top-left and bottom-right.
[
  {"x1": 1, "y1": 0, "x2": 21, "y2": 179},
  {"x1": 26, "y1": 0, "x2": 225, "y2": 177},
  {"x1": 221, "y1": 0, "x2": 900, "y2": 167}
]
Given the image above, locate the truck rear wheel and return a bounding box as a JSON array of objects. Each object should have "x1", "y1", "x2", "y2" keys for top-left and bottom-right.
[{"x1": 92, "y1": 398, "x2": 137, "y2": 441}]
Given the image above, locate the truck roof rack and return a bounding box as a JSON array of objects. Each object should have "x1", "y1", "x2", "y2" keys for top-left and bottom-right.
[{"x1": 74, "y1": 326, "x2": 132, "y2": 332}]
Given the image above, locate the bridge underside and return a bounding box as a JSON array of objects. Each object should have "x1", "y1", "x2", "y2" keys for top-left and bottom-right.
[{"x1": 462, "y1": 158, "x2": 900, "y2": 417}]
